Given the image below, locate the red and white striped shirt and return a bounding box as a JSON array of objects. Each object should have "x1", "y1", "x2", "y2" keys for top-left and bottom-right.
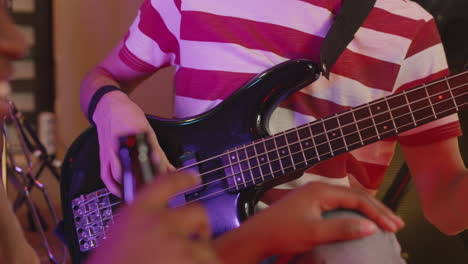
[{"x1": 119, "y1": 0, "x2": 462, "y2": 191}]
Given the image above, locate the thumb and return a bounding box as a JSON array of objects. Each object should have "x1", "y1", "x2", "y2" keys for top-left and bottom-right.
[{"x1": 312, "y1": 218, "x2": 378, "y2": 243}]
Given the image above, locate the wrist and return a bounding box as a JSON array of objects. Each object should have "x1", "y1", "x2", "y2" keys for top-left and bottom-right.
[
  {"x1": 92, "y1": 89, "x2": 130, "y2": 125},
  {"x1": 87, "y1": 85, "x2": 127, "y2": 126}
]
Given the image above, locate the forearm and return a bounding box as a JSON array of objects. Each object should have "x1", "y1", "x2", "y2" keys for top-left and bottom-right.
[
  {"x1": 427, "y1": 170, "x2": 468, "y2": 235},
  {"x1": 402, "y1": 137, "x2": 468, "y2": 235},
  {"x1": 79, "y1": 40, "x2": 150, "y2": 118},
  {"x1": 80, "y1": 66, "x2": 122, "y2": 118},
  {"x1": 213, "y1": 218, "x2": 270, "y2": 264}
]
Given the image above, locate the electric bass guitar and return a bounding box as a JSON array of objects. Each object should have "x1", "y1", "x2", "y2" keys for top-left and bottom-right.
[{"x1": 60, "y1": 59, "x2": 467, "y2": 263}]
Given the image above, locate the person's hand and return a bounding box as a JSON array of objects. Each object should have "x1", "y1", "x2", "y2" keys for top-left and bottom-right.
[
  {"x1": 259, "y1": 182, "x2": 404, "y2": 255},
  {"x1": 92, "y1": 91, "x2": 175, "y2": 196},
  {"x1": 87, "y1": 171, "x2": 221, "y2": 264},
  {"x1": 215, "y1": 182, "x2": 404, "y2": 264}
]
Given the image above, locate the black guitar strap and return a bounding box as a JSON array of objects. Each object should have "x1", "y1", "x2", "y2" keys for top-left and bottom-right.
[{"x1": 320, "y1": 0, "x2": 376, "y2": 79}]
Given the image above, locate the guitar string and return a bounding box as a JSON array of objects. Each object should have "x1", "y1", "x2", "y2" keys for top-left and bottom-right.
[
  {"x1": 171, "y1": 101, "x2": 468, "y2": 206},
  {"x1": 169, "y1": 72, "x2": 464, "y2": 177},
  {"x1": 75, "y1": 83, "x2": 467, "y2": 209},
  {"x1": 76, "y1": 90, "x2": 467, "y2": 215},
  {"x1": 79, "y1": 214, "x2": 120, "y2": 247},
  {"x1": 168, "y1": 83, "x2": 468, "y2": 194},
  {"x1": 74, "y1": 73, "x2": 468, "y2": 239},
  {"x1": 175, "y1": 80, "x2": 468, "y2": 173},
  {"x1": 76, "y1": 212, "x2": 121, "y2": 239},
  {"x1": 77, "y1": 88, "x2": 464, "y2": 243},
  {"x1": 77, "y1": 96, "x2": 468, "y2": 230}
]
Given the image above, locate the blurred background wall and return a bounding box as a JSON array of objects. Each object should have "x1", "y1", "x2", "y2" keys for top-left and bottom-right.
[
  {"x1": 51, "y1": 0, "x2": 468, "y2": 159},
  {"x1": 53, "y1": 0, "x2": 174, "y2": 158}
]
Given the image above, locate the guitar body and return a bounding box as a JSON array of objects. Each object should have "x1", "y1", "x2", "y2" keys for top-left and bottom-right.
[{"x1": 60, "y1": 60, "x2": 321, "y2": 263}]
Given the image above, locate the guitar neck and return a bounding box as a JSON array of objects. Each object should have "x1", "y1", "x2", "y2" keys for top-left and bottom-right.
[{"x1": 225, "y1": 71, "x2": 468, "y2": 190}]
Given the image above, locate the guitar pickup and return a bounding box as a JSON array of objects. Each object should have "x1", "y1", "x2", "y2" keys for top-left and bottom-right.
[{"x1": 168, "y1": 152, "x2": 204, "y2": 207}]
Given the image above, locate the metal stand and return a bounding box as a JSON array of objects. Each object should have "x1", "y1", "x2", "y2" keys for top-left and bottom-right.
[
  {"x1": 2, "y1": 100, "x2": 66, "y2": 264},
  {"x1": 382, "y1": 162, "x2": 411, "y2": 211}
]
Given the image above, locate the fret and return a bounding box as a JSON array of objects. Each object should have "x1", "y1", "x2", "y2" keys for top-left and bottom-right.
[
  {"x1": 387, "y1": 94, "x2": 414, "y2": 131},
  {"x1": 290, "y1": 142, "x2": 307, "y2": 169},
  {"x1": 295, "y1": 129, "x2": 308, "y2": 168},
  {"x1": 370, "y1": 99, "x2": 390, "y2": 123},
  {"x1": 286, "y1": 130, "x2": 307, "y2": 170},
  {"x1": 257, "y1": 140, "x2": 274, "y2": 182},
  {"x1": 336, "y1": 114, "x2": 349, "y2": 151},
  {"x1": 454, "y1": 91, "x2": 468, "y2": 109},
  {"x1": 298, "y1": 126, "x2": 319, "y2": 164},
  {"x1": 413, "y1": 105, "x2": 437, "y2": 125},
  {"x1": 448, "y1": 71, "x2": 468, "y2": 88},
  {"x1": 251, "y1": 142, "x2": 265, "y2": 182},
  {"x1": 237, "y1": 147, "x2": 254, "y2": 187},
  {"x1": 384, "y1": 99, "x2": 398, "y2": 134},
  {"x1": 367, "y1": 103, "x2": 381, "y2": 140},
  {"x1": 285, "y1": 130, "x2": 298, "y2": 144},
  {"x1": 375, "y1": 119, "x2": 396, "y2": 138},
  {"x1": 432, "y1": 92, "x2": 455, "y2": 115},
  {"x1": 325, "y1": 115, "x2": 346, "y2": 156},
  {"x1": 445, "y1": 79, "x2": 458, "y2": 111},
  {"x1": 406, "y1": 85, "x2": 428, "y2": 102},
  {"x1": 402, "y1": 90, "x2": 417, "y2": 127},
  {"x1": 323, "y1": 116, "x2": 339, "y2": 130},
  {"x1": 311, "y1": 122, "x2": 331, "y2": 160},
  {"x1": 232, "y1": 148, "x2": 247, "y2": 189},
  {"x1": 265, "y1": 138, "x2": 283, "y2": 178},
  {"x1": 322, "y1": 120, "x2": 334, "y2": 156},
  {"x1": 284, "y1": 130, "x2": 304, "y2": 170},
  {"x1": 353, "y1": 107, "x2": 377, "y2": 144},
  {"x1": 275, "y1": 132, "x2": 294, "y2": 172},
  {"x1": 350, "y1": 109, "x2": 364, "y2": 146},
  {"x1": 423, "y1": 84, "x2": 437, "y2": 119},
  {"x1": 225, "y1": 152, "x2": 239, "y2": 191},
  {"x1": 388, "y1": 94, "x2": 409, "y2": 119},
  {"x1": 394, "y1": 113, "x2": 416, "y2": 132},
  {"x1": 246, "y1": 145, "x2": 261, "y2": 185},
  {"x1": 324, "y1": 117, "x2": 345, "y2": 150},
  {"x1": 447, "y1": 72, "x2": 468, "y2": 108},
  {"x1": 235, "y1": 148, "x2": 247, "y2": 188},
  {"x1": 329, "y1": 136, "x2": 346, "y2": 156},
  {"x1": 410, "y1": 98, "x2": 434, "y2": 114},
  {"x1": 427, "y1": 81, "x2": 455, "y2": 115},
  {"x1": 339, "y1": 112, "x2": 361, "y2": 149},
  {"x1": 449, "y1": 74, "x2": 468, "y2": 107},
  {"x1": 406, "y1": 86, "x2": 436, "y2": 125},
  {"x1": 370, "y1": 99, "x2": 396, "y2": 139},
  {"x1": 308, "y1": 124, "x2": 321, "y2": 161}
]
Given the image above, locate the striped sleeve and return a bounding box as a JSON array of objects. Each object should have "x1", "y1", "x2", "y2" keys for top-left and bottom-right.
[
  {"x1": 119, "y1": 0, "x2": 180, "y2": 73},
  {"x1": 394, "y1": 18, "x2": 462, "y2": 145}
]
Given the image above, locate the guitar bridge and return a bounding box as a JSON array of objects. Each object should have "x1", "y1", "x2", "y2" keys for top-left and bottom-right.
[{"x1": 71, "y1": 188, "x2": 120, "y2": 252}]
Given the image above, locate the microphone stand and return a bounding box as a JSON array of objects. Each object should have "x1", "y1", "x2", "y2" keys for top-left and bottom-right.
[{"x1": 2, "y1": 99, "x2": 66, "y2": 264}]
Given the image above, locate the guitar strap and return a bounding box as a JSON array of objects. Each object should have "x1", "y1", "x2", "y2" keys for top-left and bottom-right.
[{"x1": 320, "y1": 0, "x2": 376, "y2": 79}]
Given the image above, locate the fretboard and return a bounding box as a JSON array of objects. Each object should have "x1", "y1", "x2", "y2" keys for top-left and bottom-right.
[{"x1": 225, "y1": 71, "x2": 468, "y2": 191}]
